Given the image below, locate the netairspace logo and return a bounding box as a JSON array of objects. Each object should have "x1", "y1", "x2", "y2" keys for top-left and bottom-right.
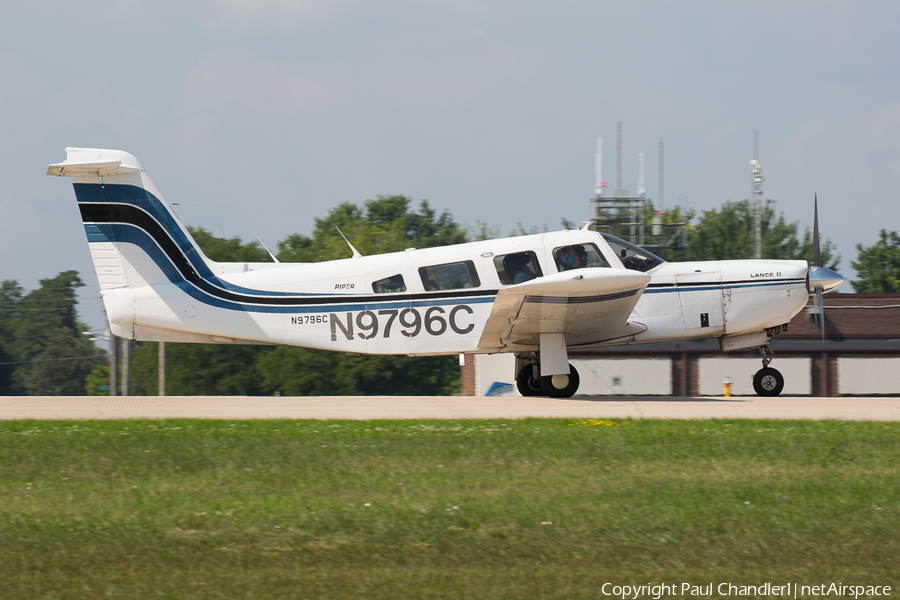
[{"x1": 599, "y1": 582, "x2": 892, "y2": 599}]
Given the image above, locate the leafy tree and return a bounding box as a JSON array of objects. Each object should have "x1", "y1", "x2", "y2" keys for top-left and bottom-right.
[
  {"x1": 468, "y1": 220, "x2": 501, "y2": 242},
  {"x1": 0, "y1": 272, "x2": 104, "y2": 395},
  {"x1": 509, "y1": 223, "x2": 550, "y2": 237},
  {"x1": 254, "y1": 347, "x2": 459, "y2": 396},
  {"x1": 850, "y1": 230, "x2": 900, "y2": 293},
  {"x1": 189, "y1": 227, "x2": 273, "y2": 263},
  {"x1": 128, "y1": 342, "x2": 267, "y2": 396},
  {"x1": 277, "y1": 195, "x2": 467, "y2": 262},
  {"x1": 0, "y1": 281, "x2": 24, "y2": 394},
  {"x1": 85, "y1": 364, "x2": 110, "y2": 396},
  {"x1": 663, "y1": 199, "x2": 838, "y2": 267}
]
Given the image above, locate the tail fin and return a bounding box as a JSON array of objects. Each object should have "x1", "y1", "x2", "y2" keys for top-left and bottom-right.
[{"x1": 48, "y1": 147, "x2": 212, "y2": 290}]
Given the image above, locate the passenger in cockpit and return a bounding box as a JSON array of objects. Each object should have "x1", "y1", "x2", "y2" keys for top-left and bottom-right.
[{"x1": 503, "y1": 252, "x2": 536, "y2": 284}]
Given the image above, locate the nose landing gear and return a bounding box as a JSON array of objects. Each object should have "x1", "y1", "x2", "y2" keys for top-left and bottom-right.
[
  {"x1": 752, "y1": 345, "x2": 784, "y2": 396},
  {"x1": 540, "y1": 365, "x2": 580, "y2": 398}
]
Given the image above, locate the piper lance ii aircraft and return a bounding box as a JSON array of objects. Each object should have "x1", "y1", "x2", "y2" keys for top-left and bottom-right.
[{"x1": 48, "y1": 147, "x2": 844, "y2": 397}]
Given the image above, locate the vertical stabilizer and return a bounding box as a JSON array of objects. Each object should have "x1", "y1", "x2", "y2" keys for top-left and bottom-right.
[{"x1": 48, "y1": 147, "x2": 211, "y2": 290}]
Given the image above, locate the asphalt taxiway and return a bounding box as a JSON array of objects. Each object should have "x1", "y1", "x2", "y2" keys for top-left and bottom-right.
[{"x1": 1, "y1": 395, "x2": 899, "y2": 420}]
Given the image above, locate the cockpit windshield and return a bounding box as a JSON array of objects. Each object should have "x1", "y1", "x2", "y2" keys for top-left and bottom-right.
[{"x1": 601, "y1": 233, "x2": 666, "y2": 273}]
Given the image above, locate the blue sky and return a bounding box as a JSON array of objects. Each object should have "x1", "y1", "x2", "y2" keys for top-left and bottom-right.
[{"x1": 2, "y1": 1, "x2": 899, "y2": 333}]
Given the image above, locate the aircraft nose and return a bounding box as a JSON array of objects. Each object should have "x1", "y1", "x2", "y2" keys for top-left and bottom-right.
[{"x1": 807, "y1": 265, "x2": 845, "y2": 294}]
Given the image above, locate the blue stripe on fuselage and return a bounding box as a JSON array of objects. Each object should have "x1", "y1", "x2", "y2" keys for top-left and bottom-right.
[
  {"x1": 643, "y1": 279, "x2": 805, "y2": 294},
  {"x1": 85, "y1": 222, "x2": 496, "y2": 314}
]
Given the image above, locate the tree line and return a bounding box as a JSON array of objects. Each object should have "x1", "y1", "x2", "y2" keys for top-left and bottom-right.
[
  {"x1": 2, "y1": 194, "x2": 899, "y2": 396},
  {"x1": 0, "y1": 272, "x2": 105, "y2": 395}
]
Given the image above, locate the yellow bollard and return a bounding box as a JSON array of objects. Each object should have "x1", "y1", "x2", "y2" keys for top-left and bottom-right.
[{"x1": 722, "y1": 376, "x2": 732, "y2": 398}]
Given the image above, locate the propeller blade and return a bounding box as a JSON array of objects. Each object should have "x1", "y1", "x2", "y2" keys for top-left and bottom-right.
[{"x1": 812, "y1": 194, "x2": 820, "y2": 267}]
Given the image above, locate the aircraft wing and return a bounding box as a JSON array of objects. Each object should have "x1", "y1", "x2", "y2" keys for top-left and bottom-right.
[{"x1": 476, "y1": 268, "x2": 650, "y2": 352}]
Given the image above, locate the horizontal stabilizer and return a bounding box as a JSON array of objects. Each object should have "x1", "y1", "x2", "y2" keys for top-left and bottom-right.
[{"x1": 46, "y1": 148, "x2": 142, "y2": 178}]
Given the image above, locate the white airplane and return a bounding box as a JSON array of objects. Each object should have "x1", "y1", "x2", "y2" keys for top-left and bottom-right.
[{"x1": 48, "y1": 147, "x2": 844, "y2": 398}]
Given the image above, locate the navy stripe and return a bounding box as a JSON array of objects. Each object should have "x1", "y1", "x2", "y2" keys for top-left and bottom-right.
[
  {"x1": 86, "y1": 222, "x2": 497, "y2": 311},
  {"x1": 75, "y1": 184, "x2": 498, "y2": 312},
  {"x1": 648, "y1": 278, "x2": 805, "y2": 289},
  {"x1": 643, "y1": 279, "x2": 805, "y2": 294},
  {"x1": 75, "y1": 183, "x2": 210, "y2": 277}
]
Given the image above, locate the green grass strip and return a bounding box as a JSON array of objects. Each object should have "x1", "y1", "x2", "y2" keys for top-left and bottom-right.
[{"x1": 1, "y1": 418, "x2": 898, "y2": 599}]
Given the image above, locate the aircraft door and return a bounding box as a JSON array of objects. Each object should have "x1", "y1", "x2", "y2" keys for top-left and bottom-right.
[{"x1": 675, "y1": 267, "x2": 725, "y2": 337}]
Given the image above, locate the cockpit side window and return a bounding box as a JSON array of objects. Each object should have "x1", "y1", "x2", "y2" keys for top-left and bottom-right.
[
  {"x1": 552, "y1": 243, "x2": 610, "y2": 272},
  {"x1": 601, "y1": 233, "x2": 666, "y2": 272},
  {"x1": 419, "y1": 261, "x2": 481, "y2": 291},
  {"x1": 494, "y1": 251, "x2": 543, "y2": 285},
  {"x1": 372, "y1": 274, "x2": 406, "y2": 294}
]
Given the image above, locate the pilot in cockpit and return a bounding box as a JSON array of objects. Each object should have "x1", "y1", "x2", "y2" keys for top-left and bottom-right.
[{"x1": 555, "y1": 245, "x2": 587, "y2": 271}]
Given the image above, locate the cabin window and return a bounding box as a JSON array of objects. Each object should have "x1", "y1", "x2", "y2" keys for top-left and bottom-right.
[
  {"x1": 552, "y1": 243, "x2": 610, "y2": 272},
  {"x1": 601, "y1": 234, "x2": 666, "y2": 272},
  {"x1": 419, "y1": 261, "x2": 480, "y2": 291},
  {"x1": 372, "y1": 274, "x2": 406, "y2": 294},
  {"x1": 494, "y1": 251, "x2": 543, "y2": 285}
]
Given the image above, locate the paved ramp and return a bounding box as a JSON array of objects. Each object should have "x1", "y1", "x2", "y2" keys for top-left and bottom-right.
[{"x1": 1, "y1": 396, "x2": 899, "y2": 420}]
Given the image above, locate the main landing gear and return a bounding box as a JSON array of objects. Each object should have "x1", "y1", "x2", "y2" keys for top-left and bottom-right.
[
  {"x1": 752, "y1": 345, "x2": 784, "y2": 397},
  {"x1": 515, "y1": 354, "x2": 581, "y2": 398},
  {"x1": 516, "y1": 361, "x2": 542, "y2": 396}
]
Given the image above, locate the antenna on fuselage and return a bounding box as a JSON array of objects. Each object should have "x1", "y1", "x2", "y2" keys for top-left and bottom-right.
[
  {"x1": 256, "y1": 236, "x2": 280, "y2": 263},
  {"x1": 336, "y1": 227, "x2": 363, "y2": 258}
]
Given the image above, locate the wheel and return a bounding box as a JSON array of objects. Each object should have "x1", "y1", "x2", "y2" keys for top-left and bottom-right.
[
  {"x1": 753, "y1": 367, "x2": 784, "y2": 397},
  {"x1": 516, "y1": 365, "x2": 542, "y2": 396},
  {"x1": 539, "y1": 364, "x2": 580, "y2": 398}
]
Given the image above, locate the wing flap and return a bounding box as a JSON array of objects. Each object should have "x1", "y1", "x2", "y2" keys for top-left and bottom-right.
[{"x1": 477, "y1": 268, "x2": 650, "y2": 351}]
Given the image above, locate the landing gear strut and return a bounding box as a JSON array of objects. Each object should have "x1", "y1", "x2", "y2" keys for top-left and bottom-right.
[{"x1": 752, "y1": 345, "x2": 784, "y2": 397}]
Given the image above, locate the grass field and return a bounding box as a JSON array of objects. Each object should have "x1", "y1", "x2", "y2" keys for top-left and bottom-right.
[{"x1": 1, "y1": 418, "x2": 898, "y2": 599}]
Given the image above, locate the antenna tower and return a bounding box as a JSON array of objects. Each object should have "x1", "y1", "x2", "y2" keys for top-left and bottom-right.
[
  {"x1": 638, "y1": 152, "x2": 646, "y2": 197},
  {"x1": 751, "y1": 131, "x2": 763, "y2": 259},
  {"x1": 594, "y1": 137, "x2": 606, "y2": 197},
  {"x1": 658, "y1": 141, "x2": 664, "y2": 210},
  {"x1": 590, "y1": 124, "x2": 686, "y2": 251},
  {"x1": 616, "y1": 121, "x2": 623, "y2": 192}
]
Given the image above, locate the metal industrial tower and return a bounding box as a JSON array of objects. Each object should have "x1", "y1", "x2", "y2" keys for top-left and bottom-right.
[
  {"x1": 590, "y1": 124, "x2": 687, "y2": 251},
  {"x1": 751, "y1": 131, "x2": 764, "y2": 259}
]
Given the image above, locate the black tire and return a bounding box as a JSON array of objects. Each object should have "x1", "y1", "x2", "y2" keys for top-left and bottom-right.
[
  {"x1": 516, "y1": 365, "x2": 542, "y2": 396},
  {"x1": 539, "y1": 364, "x2": 580, "y2": 398},
  {"x1": 753, "y1": 367, "x2": 784, "y2": 397}
]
